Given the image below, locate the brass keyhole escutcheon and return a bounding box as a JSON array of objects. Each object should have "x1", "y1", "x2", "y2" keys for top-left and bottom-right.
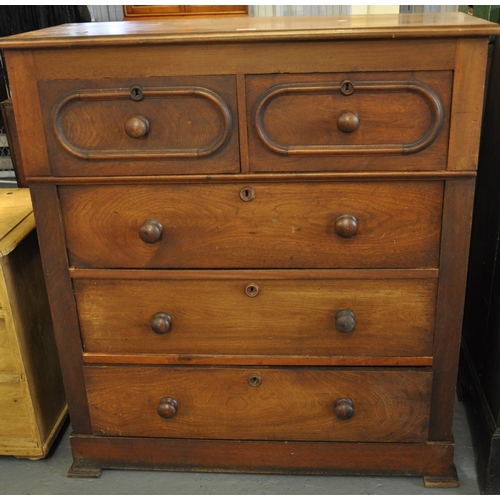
[
  {"x1": 340, "y1": 80, "x2": 354, "y2": 96},
  {"x1": 245, "y1": 283, "x2": 260, "y2": 297},
  {"x1": 130, "y1": 85, "x2": 144, "y2": 101},
  {"x1": 240, "y1": 187, "x2": 256, "y2": 202},
  {"x1": 248, "y1": 374, "x2": 262, "y2": 387}
]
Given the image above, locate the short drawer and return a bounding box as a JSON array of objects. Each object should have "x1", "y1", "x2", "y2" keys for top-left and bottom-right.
[
  {"x1": 60, "y1": 181, "x2": 443, "y2": 269},
  {"x1": 75, "y1": 274, "x2": 436, "y2": 358},
  {"x1": 84, "y1": 366, "x2": 432, "y2": 442},
  {"x1": 38, "y1": 76, "x2": 239, "y2": 176},
  {"x1": 246, "y1": 71, "x2": 451, "y2": 172}
]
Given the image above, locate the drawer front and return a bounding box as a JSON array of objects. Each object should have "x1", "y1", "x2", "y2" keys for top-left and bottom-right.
[
  {"x1": 85, "y1": 366, "x2": 432, "y2": 442},
  {"x1": 247, "y1": 71, "x2": 451, "y2": 172},
  {"x1": 75, "y1": 276, "x2": 436, "y2": 358},
  {"x1": 38, "y1": 76, "x2": 239, "y2": 176},
  {"x1": 61, "y1": 181, "x2": 443, "y2": 269}
]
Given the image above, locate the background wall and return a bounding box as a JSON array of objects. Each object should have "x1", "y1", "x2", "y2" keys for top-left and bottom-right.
[
  {"x1": 88, "y1": 5, "x2": 125, "y2": 22},
  {"x1": 87, "y1": 5, "x2": 459, "y2": 23},
  {"x1": 249, "y1": 5, "x2": 350, "y2": 16}
]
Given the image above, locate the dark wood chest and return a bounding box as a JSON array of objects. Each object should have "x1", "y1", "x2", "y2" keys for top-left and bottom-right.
[{"x1": 1, "y1": 12, "x2": 498, "y2": 485}]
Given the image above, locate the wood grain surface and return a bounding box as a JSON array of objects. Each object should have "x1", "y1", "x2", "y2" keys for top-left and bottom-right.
[
  {"x1": 3, "y1": 50, "x2": 51, "y2": 177},
  {"x1": 0, "y1": 379, "x2": 33, "y2": 439},
  {"x1": 0, "y1": 190, "x2": 67, "y2": 457},
  {"x1": 3, "y1": 12, "x2": 495, "y2": 479},
  {"x1": 75, "y1": 275, "x2": 436, "y2": 358},
  {"x1": 247, "y1": 71, "x2": 451, "y2": 172},
  {"x1": 0, "y1": 189, "x2": 33, "y2": 257},
  {"x1": 1, "y1": 231, "x2": 66, "y2": 449},
  {"x1": 38, "y1": 76, "x2": 239, "y2": 176},
  {"x1": 69, "y1": 435, "x2": 455, "y2": 477},
  {"x1": 82, "y1": 353, "x2": 433, "y2": 367},
  {"x1": 447, "y1": 38, "x2": 489, "y2": 171},
  {"x1": 430, "y1": 178, "x2": 476, "y2": 441},
  {"x1": 84, "y1": 366, "x2": 432, "y2": 442},
  {"x1": 0, "y1": 318, "x2": 17, "y2": 372},
  {"x1": 27, "y1": 170, "x2": 477, "y2": 185},
  {"x1": 60, "y1": 181, "x2": 443, "y2": 269},
  {"x1": 0, "y1": 13, "x2": 498, "y2": 49},
  {"x1": 31, "y1": 40, "x2": 457, "y2": 83},
  {"x1": 29, "y1": 184, "x2": 92, "y2": 435}
]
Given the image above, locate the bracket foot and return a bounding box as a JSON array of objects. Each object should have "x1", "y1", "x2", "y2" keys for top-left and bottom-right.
[{"x1": 68, "y1": 461, "x2": 102, "y2": 478}]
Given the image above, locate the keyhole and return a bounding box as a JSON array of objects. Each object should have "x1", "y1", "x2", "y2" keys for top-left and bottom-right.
[
  {"x1": 245, "y1": 283, "x2": 260, "y2": 297},
  {"x1": 340, "y1": 80, "x2": 354, "y2": 96},
  {"x1": 130, "y1": 86, "x2": 144, "y2": 101},
  {"x1": 240, "y1": 186, "x2": 256, "y2": 202},
  {"x1": 248, "y1": 374, "x2": 262, "y2": 387}
]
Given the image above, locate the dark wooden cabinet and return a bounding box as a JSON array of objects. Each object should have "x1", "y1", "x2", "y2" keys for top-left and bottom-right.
[
  {"x1": 459, "y1": 34, "x2": 500, "y2": 495},
  {"x1": 0, "y1": 13, "x2": 498, "y2": 485},
  {"x1": 122, "y1": 5, "x2": 248, "y2": 20}
]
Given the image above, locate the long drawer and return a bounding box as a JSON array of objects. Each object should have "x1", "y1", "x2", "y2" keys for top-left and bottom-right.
[
  {"x1": 75, "y1": 274, "x2": 436, "y2": 358},
  {"x1": 84, "y1": 366, "x2": 432, "y2": 442},
  {"x1": 60, "y1": 181, "x2": 443, "y2": 269}
]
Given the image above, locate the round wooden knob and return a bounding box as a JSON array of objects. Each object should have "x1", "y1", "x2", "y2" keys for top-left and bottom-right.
[
  {"x1": 151, "y1": 312, "x2": 172, "y2": 334},
  {"x1": 336, "y1": 309, "x2": 355, "y2": 333},
  {"x1": 157, "y1": 397, "x2": 178, "y2": 419},
  {"x1": 139, "y1": 219, "x2": 163, "y2": 243},
  {"x1": 337, "y1": 111, "x2": 359, "y2": 133},
  {"x1": 124, "y1": 115, "x2": 150, "y2": 138},
  {"x1": 335, "y1": 214, "x2": 358, "y2": 238},
  {"x1": 334, "y1": 397, "x2": 354, "y2": 420}
]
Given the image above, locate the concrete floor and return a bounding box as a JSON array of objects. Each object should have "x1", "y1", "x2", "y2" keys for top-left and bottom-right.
[{"x1": 0, "y1": 399, "x2": 480, "y2": 495}]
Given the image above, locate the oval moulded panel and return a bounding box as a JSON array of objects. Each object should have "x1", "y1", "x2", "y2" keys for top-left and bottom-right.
[
  {"x1": 246, "y1": 71, "x2": 452, "y2": 172},
  {"x1": 253, "y1": 80, "x2": 443, "y2": 156},
  {"x1": 52, "y1": 86, "x2": 233, "y2": 161}
]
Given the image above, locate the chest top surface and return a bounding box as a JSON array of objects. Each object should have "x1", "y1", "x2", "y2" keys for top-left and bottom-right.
[{"x1": 0, "y1": 12, "x2": 499, "y2": 49}]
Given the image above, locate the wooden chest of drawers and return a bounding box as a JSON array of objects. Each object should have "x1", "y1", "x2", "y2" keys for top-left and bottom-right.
[{"x1": 1, "y1": 13, "x2": 498, "y2": 484}]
